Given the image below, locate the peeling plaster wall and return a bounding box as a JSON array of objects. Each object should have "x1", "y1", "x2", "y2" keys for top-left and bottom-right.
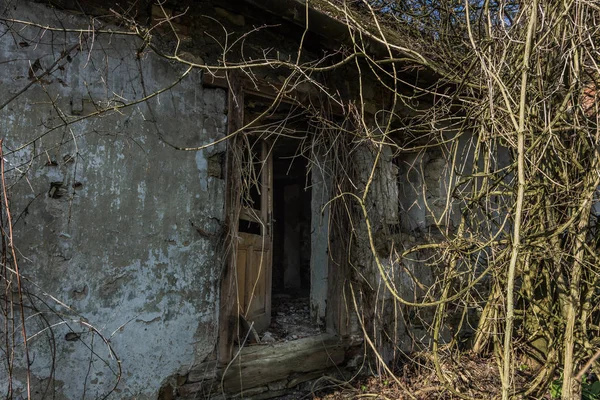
[
  {"x1": 350, "y1": 128, "x2": 507, "y2": 360},
  {"x1": 351, "y1": 140, "x2": 459, "y2": 359},
  {"x1": 0, "y1": 2, "x2": 226, "y2": 398}
]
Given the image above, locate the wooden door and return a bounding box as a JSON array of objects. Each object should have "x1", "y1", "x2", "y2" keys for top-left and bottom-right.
[{"x1": 236, "y1": 140, "x2": 272, "y2": 333}]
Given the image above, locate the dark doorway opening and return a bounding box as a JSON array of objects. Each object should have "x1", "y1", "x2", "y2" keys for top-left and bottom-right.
[
  {"x1": 267, "y1": 139, "x2": 321, "y2": 341},
  {"x1": 272, "y1": 155, "x2": 311, "y2": 297}
]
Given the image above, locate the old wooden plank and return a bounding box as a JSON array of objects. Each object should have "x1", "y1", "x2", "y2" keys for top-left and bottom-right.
[
  {"x1": 221, "y1": 334, "x2": 346, "y2": 392},
  {"x1": 202, "y1": 73, "x2": 344, "y2": 116},
  {"x1": 202, "y1": 73, "x2": 303, "y2": 106},
  {"x1": 232, "y1": 333, "x2": 341, "y2": 360},
  {"x1": 217, "y1": 70, "x2": 245, "y2": 366}
]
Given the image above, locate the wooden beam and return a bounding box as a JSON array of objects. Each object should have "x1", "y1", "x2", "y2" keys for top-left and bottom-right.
[
  {"x1": 202, "y1": 73, "x2": 302, "y2": 105},
  {"x1": 202, "y1": 72, "x2": 344, "y2": 116},
  {"x1": 217, "y1": 71, "x2": 245, "y2": 366},
  {"x1": 220, "y1": 334, "x2": 346, "y2": 393}
]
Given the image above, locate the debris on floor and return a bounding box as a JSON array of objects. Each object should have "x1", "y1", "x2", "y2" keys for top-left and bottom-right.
[{"x1": 261, "y1": 294, "x2": 322, "y2": 343}]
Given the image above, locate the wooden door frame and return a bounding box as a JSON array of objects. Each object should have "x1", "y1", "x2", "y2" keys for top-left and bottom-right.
[
  {"x1": 210, "y1": 72, "x2": 345, "y2": 365},
  {"x1": 215, "y1": 73, "x2": 276, "y2": 365},
  {"x1": 216, "y1": 72, "x2": 244, "y2": 365},
  {"x1": 236, "y1": 138, "x2": 273, "y2": 332}
]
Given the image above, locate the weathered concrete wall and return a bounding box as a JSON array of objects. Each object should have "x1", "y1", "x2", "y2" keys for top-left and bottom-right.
[
  {"x1": 395, "y1": 132, "x2": 473, "y2": 235},
  {"x1": 0, "y1": 2, "x2": 226, "y2": 398},
  {"x1": 350, "y1": 137, "x2": 464, "y2": 359},
  {"x1": 348, "y1": 124, "x2": 510, "y2": 361}
]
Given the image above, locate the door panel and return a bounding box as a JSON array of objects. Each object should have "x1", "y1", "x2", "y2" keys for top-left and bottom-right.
[
  {"x1": 235, "y1": 248, "x2": 247, "y2": 314},
  {"x1": 236, "y1": 140, "x2": 272, "y2": 333},
  {"x1": 247, "y1": 242, "x2": 270, "y2": 326}
]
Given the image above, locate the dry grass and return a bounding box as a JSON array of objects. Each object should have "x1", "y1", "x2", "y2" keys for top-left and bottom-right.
[{"x1": 312, "y1": 352, "x2": 541, "y2": 400}]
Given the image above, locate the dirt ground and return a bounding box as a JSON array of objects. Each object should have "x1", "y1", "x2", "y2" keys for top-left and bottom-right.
[{"x1": 273, "y1": 351, "x2": 546, "y2": 400}]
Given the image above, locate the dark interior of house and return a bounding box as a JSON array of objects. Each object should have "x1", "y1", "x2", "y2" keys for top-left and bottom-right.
[
  {"x1": 268, "y1": 138, "x2": 321, "y2": 341},
  {"x1": 272, "y1": 152, "x2": 311, "y2": 297}
]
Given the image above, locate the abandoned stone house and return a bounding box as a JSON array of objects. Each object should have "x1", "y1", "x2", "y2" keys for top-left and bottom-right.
[{"x1": 0, "y1": 0, "x2": 461, "y2": 399}]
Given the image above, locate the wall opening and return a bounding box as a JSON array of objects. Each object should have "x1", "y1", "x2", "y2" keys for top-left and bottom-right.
[
  {"x1": 230, "y1": 93, "x2": 331, "y2": 347},
  {"x1": 267, "y1": 138, "x2": 322, "y2": 341}
]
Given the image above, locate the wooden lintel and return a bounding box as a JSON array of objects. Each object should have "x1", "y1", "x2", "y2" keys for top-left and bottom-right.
[
  {"x1": 202, "y1": 73, "x2": 301, "y2": 105},
  {"x1": 202, "y1": 72, "x2": 345, "y2": 116}
]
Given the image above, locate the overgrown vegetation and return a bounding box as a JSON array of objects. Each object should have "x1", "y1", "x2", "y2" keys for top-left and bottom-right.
[{"x1": 1, "y1": 0, "x2": 599, "y2": 399}]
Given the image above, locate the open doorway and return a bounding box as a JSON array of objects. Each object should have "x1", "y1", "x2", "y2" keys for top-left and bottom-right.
[
  {"x1": 226, "y1": 92, "x2": 330, "y2": 351},
  {"x1": 233, "y1": 135, "x2": 324, "y2": 344},
  {"x1": 267, "y1": 140, "x2": 322, "y2": 341},
  {"x1": 215, "y1": 82, "x2": 341, "y2": 371}
]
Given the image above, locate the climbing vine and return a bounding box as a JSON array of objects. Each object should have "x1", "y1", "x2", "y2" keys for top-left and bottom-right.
[{"x1": 1, "y1": 0, "x2": 599, "y2": 399}]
